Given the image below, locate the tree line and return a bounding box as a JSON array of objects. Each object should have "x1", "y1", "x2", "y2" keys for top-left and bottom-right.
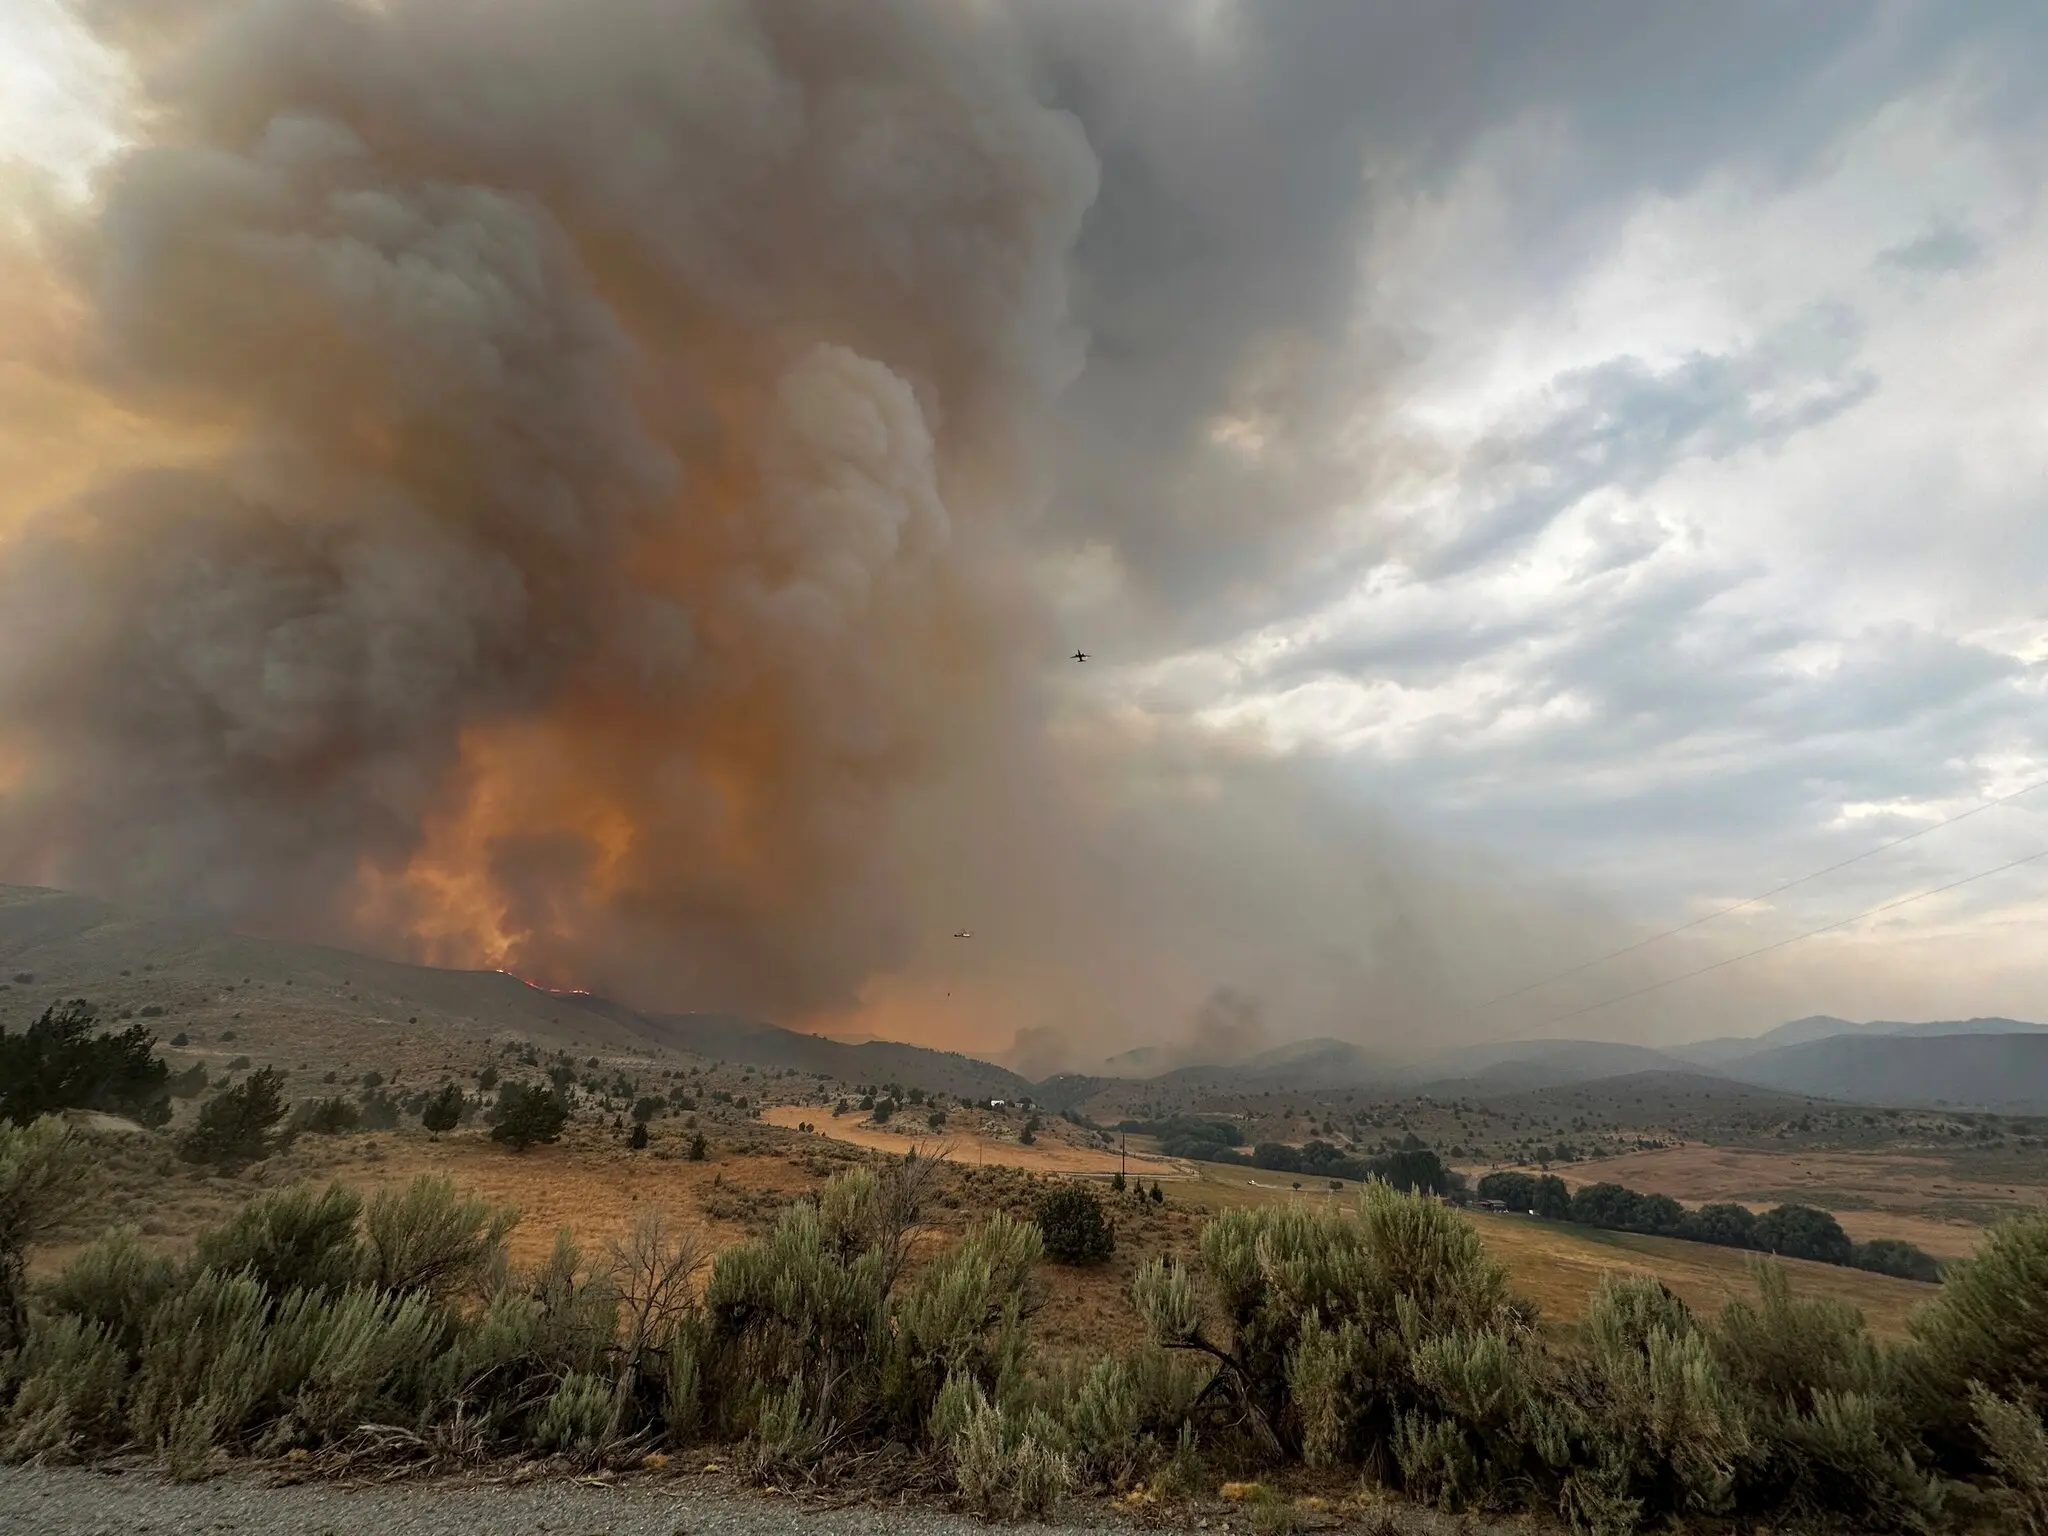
[{"x1": 1476, "y1": 1170, "x2": 1941, "y2": 1282}]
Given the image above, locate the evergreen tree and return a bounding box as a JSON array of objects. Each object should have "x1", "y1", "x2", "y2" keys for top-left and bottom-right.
[
  {"x1": 421, "y1": 1083, "x2": 464, "y2": 1138},
  {"x1": 0, "y1": 1000, "x2": 171, "y2": 1127},
  {"x1": 179, "y1": 1068, "x2": 290, "y2": 1169},
  {"x1": 488, "y1": 1082, "x2": 569, "y2": 1152}
]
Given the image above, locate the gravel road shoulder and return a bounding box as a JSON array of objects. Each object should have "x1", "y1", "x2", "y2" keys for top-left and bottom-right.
[{"x1": 0, "y1": 1463, "x2": 1128, "y2": 1536}]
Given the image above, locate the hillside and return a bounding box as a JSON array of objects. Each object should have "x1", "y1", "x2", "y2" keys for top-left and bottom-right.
[
  {"x1": 1677, "y1": 1013, "x2": 2048, "y2": 1066},
  {"x1": 1722, "y1": 1031, "x2": 2048, "y2": 1111},
  {"x1": 0, "y1": 884, "x2": 1030, "y2": 1100}
]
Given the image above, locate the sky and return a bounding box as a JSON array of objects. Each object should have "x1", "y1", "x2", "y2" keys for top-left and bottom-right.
[{"x1": 3, "y1": 1, "x2": 2046, "y2": 1066}]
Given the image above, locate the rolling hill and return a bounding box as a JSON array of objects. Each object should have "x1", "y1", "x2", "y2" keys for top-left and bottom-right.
[
  {"x1": 1719, "y1": 1031, "x2": 2048, "y2": 1112},
  {"x1": 0, "y1": 884, "x2": 1030, "y2": 1100}
]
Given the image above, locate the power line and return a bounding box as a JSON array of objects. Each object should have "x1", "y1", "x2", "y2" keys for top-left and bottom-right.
[
  {"x1": 1520, "y1": 845, "x2": 2048, "y2": 1032},
  {"x1": 1468, "y1": 773, "x2": 2048, "y2": 1012}
]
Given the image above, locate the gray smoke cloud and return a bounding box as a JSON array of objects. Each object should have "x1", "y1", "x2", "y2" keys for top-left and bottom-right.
[{"x1": 4, "y1": 0, "x2": 1912, "y2": 1067}]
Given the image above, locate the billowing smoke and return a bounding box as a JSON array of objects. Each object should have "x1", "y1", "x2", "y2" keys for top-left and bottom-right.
[
  {"x1": 1, "y1": 0, "x2": 1103, "y2": 1018},
  {"x1": 2, "y1": 0, "x2": 1836, "y2": 1068}
]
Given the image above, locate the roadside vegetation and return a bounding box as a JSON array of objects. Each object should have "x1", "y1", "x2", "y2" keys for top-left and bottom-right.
[{"x1": 4, "y1": 1111, "x2": 2048, "y2": 1534}]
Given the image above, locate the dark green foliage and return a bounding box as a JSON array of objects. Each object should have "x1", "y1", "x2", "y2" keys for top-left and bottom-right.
[
  {"x1": 178, "y1": 1068, "x2": 289, "y2": 1169},
  {"x1": 421, "y1": 1083, "x2": 463, "y2": 1136},
  {"x1": 1755, "y1": 1204, "x2": 1853, "y2": 1266},
  {"x1": 872, "y1": 1098, "x2": 896, "y2": 1124},
  {"x1": 688, "y1": 1132, "x2": 708, "y2": 1161},
  {"x1": 1681, "y1": 1202, "x2": 1760, "y2": 1248},
  {"x1": 1903, "y1": 1212, "x2": 2048, "y2": 1471},
  {"x1": 474, "y1": 1064, "x2": 499, "y2": 1091},
  {"x1": 1572, "y1": 1181, "x2": 1653, "y2": 1230},
  {"x1": 290, "y1": 1096, "x2": 360, "y2": 1135},
  {"x1": 1853, "y1": 1238, "x2": 1941, "y2": 1283},
  {"x1": 1111, "y1": 1170, "x2": 1126, "y2": 1192},
  {"x1": 0, "y1": 1000, "x2": 170, "y2": 1127},
  {"x1": 1477, "y1": 1170, "x2": 1573, "y2": 1218},
  {"x1": 1149, "y1": 1181, "x2": 1163, "y2": 1204},
  {"x1": 489, "y1": 1081, "x2": 569, "y2": 1151},
  {"x1": 1034, "y1": 1182, "x2": 1114, "y2": 1265},
  {"x1": 1135, "y1": 1116, "x2": 1245, "y2": 1161},
  {"x1": 631, "y1": 1095, "x2": 664, "y2": 1124},
  {"x1": 165, "y1": 1061, "x2": 208, "y2": 1099},
  {"x1": 1375, "y1": 1146, "x2": 1458, "y2": 1196},
  {"x1": 629, "y1": 1121, "x2": 649, "y2": 1150}
]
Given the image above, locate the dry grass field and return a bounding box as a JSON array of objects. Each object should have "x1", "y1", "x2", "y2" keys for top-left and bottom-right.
[
  {"x1": 1171, "y1": 1158, "x2": 1936, "y2": 1335},
  {"x1": 760, "y1": 1103, "x2": 1182, "y2": 1176},
  {"x1": 1500, "y1": 1144, "x2": 2048, "y2": 1258}
]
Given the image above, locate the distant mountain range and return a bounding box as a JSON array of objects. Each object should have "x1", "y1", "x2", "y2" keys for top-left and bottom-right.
[
  {"x1": 5, "y1": 881, "x2": 2045, "y2": 1112},
  {"x1": 1673, "y1": 1013, "x2": 2048, "y2": 1066}
]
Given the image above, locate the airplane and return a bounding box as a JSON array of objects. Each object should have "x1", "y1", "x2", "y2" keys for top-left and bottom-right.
[{"x1": 1072, "y1": 649, "x2": 1089, "y2": 662}]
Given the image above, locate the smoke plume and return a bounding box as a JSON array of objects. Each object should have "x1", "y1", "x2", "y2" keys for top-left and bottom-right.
[
  {"x1": 3, "y1": 0, "x2": 1841, "y2": 1068},
  {"x1": 1, "y1": 0, "x2": 1105, "y2": 1014}
]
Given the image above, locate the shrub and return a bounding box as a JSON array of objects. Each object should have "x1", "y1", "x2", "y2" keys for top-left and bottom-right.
[
  {"x1": 1035, "y1": 1183, "x2": 1114, "y2": 1265},
  {"x1": 688, "y1": 1133, "x2": 707, "y2": 1161},
  {"x1": 179, "y1": 1069, "x2": 290, "y2": 1169},
  {"x1": 1138, "y1": 1182, "x2": 1522, "y2": 1472},
  {"x1": 945, "y1": 1376, "x2": 1074, "y2": 1519},
  {"x1": 1905, "y1": 1211, "x2": 2048, "y2": 1470},
  {"x1": 420, "y1": 1083, "x2": 463, "y2": 1137},
  {"x1": 0, "y1": 1116, "x2": 95, "y2": 1355},
  {"x1": 0, "y1": 1000, "x2": 171, "y2": 1128},
  {"x1": 631, "y1": 1096, "x2": 664, "y2": 1125},
  {"x1": 534, "y1": 1370, "x2": 612, "y2": 1454},
  {"x1": 1680, "y1": 1202, "x2": 1760, "y2": 1249},
  {"x1": 129, "y1": 1266, "x2": 271, "y2": 1477},
  {"x1": 629, "y1": 1121, "x2": 649, "y2": 1150},
  {"x1": 289, "y1": 1096, "x2": 360, "y2": 1135},
  {"x1": 1754, "y1": 1204, "x2": 1853, "y2": 1266},
  {"x1": 193, "y1": 1184, "x2": 364, "y2": 1297},
  {"x1": 1713, "y1": 1261, "x2": 1936, "y2": 1528},
  {"x1": 0, "y1": 1312, "x2": 128, "y2": 1460},
  {"x1": 489, "y1": 1082, "x2": 568, "y2": 1151},
  {"x1": 1852, "y1": 1238, "x2": 1941, "y2": 1283},
  {"x1": 362, "y1": 1174, "x2": 515, "y2": 1301},
  {"x1": 41, "y1": 1225, "x2": 176, "y2": 1354},
  {"x1": 1972, "y1": 1383, "x2": 2048, "y2": 1535}
]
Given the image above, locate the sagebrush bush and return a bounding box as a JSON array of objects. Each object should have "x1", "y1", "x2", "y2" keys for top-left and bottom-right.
[
  {"x1": 1905, "y1": 1212, "x2": 2048, "y2": 1470},
  {"x1": 0, "y1": 1116, "x2": 94, "y2": 1355},
  {"x1": 1971, "y1": 1383, "x2": 2048, "y2": 1535},
  {"x1": 192, "y1": 1184, "x2": 364, "y2": 1297},
  {"x1": 0, "y1": 1312, "x2": 127, "y2": 1461},
  {"x1": 362, "y1": 1175, "x2": 514, "y2": 1300},
  {"x1": 40, "y1": 1225, "x2": 175, "y2": 1355},
  {"x1": 944, "y1": 1375, "x2": 1073, "y2": 1519},
  {"x1": 12, "y1": 1149, "x2": 2048, "y2": 1534}
]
